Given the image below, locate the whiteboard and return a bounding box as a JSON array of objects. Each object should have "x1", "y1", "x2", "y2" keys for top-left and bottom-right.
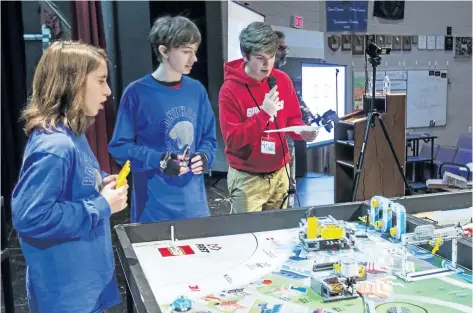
[
  {"x1": 353, "y1": 69, "x2": 448, "y2": 128},
  {"x1": 302, "y1": 63, "x2": 346, "y2": 147},
  {"x1": 406, "y1": 70, "x2": 448, "y2": 128},
  {"x1": 227, "y1": 1, "x2": 265, "y2": 62}
]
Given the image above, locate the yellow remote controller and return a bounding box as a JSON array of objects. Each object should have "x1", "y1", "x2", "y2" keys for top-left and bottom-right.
[{"x1": 116, "y1": 160, "x2": 131, "y2": 188}]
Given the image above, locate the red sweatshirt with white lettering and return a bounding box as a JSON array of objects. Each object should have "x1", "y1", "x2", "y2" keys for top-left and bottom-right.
[{"x1": 218, "y1": 58, "x2": 305, "y2": 173}]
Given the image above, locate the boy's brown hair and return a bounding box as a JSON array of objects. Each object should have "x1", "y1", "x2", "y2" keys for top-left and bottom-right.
[
  {"x1": 239, "y1": 22, "x2": 278, "y2": 58},
  {"x1": 22, "y1": 41, "x2": 108, "y2": 136},
  {"x1": 148, "y1": 15, "x2": 201, "y2": 62}
]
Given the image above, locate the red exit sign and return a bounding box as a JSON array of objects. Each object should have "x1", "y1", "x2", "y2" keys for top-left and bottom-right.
[{"x1": 292, "y1": 15, "x2": 303, "y2": 29}]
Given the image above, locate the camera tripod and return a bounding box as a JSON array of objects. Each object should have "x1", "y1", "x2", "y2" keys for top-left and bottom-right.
[{"x1": 351, "y1": 55, "x2": 413, "y2": 201}]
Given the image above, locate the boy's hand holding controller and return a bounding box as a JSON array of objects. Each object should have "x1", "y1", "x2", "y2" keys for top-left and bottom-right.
[
  {"x1": 159, "y1": 151, "x2": 207, "y2": 176},
  {"x1": 188, "y1": 152, "x2": 208, "y2": 175},
  {"x1": 160, "y1": 153, "x2": 189, "y2": 176}
]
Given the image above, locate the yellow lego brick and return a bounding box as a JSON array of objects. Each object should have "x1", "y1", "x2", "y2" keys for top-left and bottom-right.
[
  {"x1": 116, "y1": 161, "x2": 131, "y2": 188},
  {"x1": 333, "y1": 263, "x2": 341, "y2": 272},
  {"x1": 431, "y1": 236, "x2": 443, "y2": 255},
  {"x1": 375, "y1": 220, "x2": 383, "y2": 229},
  {"x1": 320, "y1": 225, "x2": 344, "y2": 240},
  {"x1": 307, "y1": 217, "x2": 318, "y2": 239}
]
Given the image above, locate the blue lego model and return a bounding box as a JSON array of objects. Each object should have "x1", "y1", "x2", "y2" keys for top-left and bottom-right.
[
  {"x1": 171, "y1": 296, "x2": 192, "y2": 312},
  {"x1": 258, "y1": 303, "x2": 282, "y2": 313},
  {"x1": 290, "y1": 286, "x2": 307, "y2": 293},
  {"x1": 389, "y1": 203, "x2": 406, "y2": 241},
  {"x1": 273, "y1": 269, "x2": 308, "y2": 279},
  {"x1": 370, "y1": 196, "x2": 393, "y2": 232},
  {"x1": 290, "y1": 245, "x2": 309, "y2": 261},
  {"x1": 388, "y1": 306, "x2": 410, "y2": 313}
]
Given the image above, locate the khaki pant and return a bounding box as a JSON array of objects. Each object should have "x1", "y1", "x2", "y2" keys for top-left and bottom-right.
[{"x1": 227, "y1": 165, "x2": 289, "y2": 213}]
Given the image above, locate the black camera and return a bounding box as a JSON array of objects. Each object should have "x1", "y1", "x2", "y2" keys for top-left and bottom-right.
[
  {"x1": 365, "y1": 42, "x2": 392, "y2": 58},
  {"x1": 313, "y1": 109, "x2": 339, "y2": 133}
]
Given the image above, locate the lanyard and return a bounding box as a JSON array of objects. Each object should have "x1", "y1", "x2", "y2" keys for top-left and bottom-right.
[{"x1": 245, "y1": 84, "x2": 270, "y2": 129}]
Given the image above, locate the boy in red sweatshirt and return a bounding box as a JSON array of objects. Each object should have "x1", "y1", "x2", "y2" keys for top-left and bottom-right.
[{"x1": 219, "y1": 22, "x2": 318, "y2": 213}]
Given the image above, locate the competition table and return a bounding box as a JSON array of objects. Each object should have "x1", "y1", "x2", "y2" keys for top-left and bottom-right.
[{"x1": 115, "y1": 191, "x2": 472, "y2": 313}]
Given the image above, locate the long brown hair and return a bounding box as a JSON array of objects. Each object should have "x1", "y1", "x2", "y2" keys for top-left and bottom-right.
[{"x1": 22, "y1": 41, "x2": 108, "y2": 136}]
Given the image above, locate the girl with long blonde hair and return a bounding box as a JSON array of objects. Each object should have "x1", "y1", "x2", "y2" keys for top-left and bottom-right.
[{"x1": 12, "y1": 41, "x2": 128, "y2": 313}]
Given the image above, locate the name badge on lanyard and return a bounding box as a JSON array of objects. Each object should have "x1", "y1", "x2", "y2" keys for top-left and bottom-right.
[{"x1": 261, "y1": 136, "x2": 276, "y2": 155}]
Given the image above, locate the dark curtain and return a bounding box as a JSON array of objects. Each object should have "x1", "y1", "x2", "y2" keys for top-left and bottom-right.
[
  {"x1": 1, "y1": 1, "x2": 28, "y2": 224},
  {"x1": 71, "y1": 1, "x2": 120, "y2": 175}
]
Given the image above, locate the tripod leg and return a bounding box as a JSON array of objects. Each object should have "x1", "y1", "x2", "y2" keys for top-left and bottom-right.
[
  {"x1": 351, "y1": 112, "x2": 374, "y2": 201},
  {"x1": 377, "y1": 116, "x2": 414, "y2": 195}
]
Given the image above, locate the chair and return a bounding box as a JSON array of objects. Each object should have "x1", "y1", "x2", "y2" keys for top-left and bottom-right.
[
  {"x1": 439, "y1": 148, "x2": 473, "y2": 180},
  {"x1": 415, "y1": 144, "x2": 439, "y2": 180},
  {"x1": 406, "y1": 143, "x2": 439, "y2": 162},
  {"x1": 456, "y1": 133, "x2": 472, "y2": 150},
  {"x1": 434, "y1": 146, "x2": 457, "y2": 165},
  {"x1": 432, "y1": 146, "x2": 458, "y2": 178}
]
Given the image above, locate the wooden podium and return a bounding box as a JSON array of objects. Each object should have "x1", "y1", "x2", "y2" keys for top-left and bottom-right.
[{"x1": 334, "y1": 93, "x2": 407, "y2": 203}]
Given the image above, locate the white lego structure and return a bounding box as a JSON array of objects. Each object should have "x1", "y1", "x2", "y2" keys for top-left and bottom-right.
[
  {"x1": 389, "y1": 203, "x2": 406, "y2": 241},
  {"x1": 396, "y1": 224, "x2": 464, "y2": 282},
  {"x1": 370, "y1": 196, "x2": 393, "y2": 231}
]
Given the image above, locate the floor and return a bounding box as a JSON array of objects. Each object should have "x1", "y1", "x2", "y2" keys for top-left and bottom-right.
[{"x1": 1, "y1": 173, "x2": 334, "y2": 313}]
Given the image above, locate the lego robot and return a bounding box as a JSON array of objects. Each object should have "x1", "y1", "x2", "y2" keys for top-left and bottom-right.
[
  {"x1": 333, "y1": 258, "x2": 367, "y2": 282},
  {"x1": 299, "y1": 215, "x2": 353, "y2": 252},
  {"x1": 311, "y1": 257, "x2": 365, "y2": 302}
]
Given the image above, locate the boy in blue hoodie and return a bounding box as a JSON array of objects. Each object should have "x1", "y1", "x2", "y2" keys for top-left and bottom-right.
[
  {"x1": 109, "y1": 16, "x2": 217, "y2": 223},
  {"x1": 12, "y1": 41, "x2": 128, "y2": 313}
]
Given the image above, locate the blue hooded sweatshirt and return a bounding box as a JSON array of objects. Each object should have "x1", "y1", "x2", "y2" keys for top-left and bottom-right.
[
  {"x1": 11, "y1": 126, "x2": 121, "y2": 313},
  {"x1": 108, "y1": 74, "x2": 217, "y2": 223}
]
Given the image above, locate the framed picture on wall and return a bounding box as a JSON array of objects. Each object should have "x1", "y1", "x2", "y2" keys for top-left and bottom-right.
[
  {"x1": 455, "y1": 37, "x2": 472, "y2": 57},
  {"x1": 328, "y1": 35, "x2": 341, "y2": 52},
  {"x1": 445, "y1": 36, "x2": 454, "y2": 51},
  {"x1": 402, "y1": 36, "x2": 412, "y2": 51},
  {"x1": 392, "y1": 35, "x2": 402, "y2": 50},
  {"x1": 352, "y1": 35, "x2": 364, "y2": 54},
  {"x1": 341, "y1": 35, "x2": 352, "y2": 51},
  {"x1": 376, "y1": 35, "x2": 386, "y2": 47}
]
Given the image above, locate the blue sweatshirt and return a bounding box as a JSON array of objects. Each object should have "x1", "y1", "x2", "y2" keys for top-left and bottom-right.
[
  {"x1": 108, "y1": 74, "x2": 217, "y2": 223},
  {"x1": 11, "y1": 126, "x2": 120, "y2": 313}
]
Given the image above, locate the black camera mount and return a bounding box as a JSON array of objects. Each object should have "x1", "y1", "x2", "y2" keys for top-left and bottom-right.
[{"x1": 351, "y1": 43, "x2": 412, "y2": 201}]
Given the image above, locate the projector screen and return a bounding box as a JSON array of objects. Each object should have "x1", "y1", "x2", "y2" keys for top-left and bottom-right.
[
  {"x1": 301, "y1": 63, "x2": 346, "y2": 147},
  {"x1": 227, "y1": 1, "x2": 265, "y2": 62}
]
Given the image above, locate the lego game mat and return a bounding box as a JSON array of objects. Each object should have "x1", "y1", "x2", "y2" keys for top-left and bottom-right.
[{"x1": 132, "y1": 223, "x2": 473, "y2": 313}]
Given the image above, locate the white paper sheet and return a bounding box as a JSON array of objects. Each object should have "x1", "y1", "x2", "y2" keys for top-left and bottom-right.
[
  {"x1": 418, "y1": 35, "x2": 427, "y2": 50},
  {"x1": 264, "y1": 124, "x2": 326, "y2": 134}
]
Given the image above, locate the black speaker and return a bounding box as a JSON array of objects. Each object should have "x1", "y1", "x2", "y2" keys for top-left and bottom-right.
[{"x1": 294, "y1": 140, "x2": 308, "y2": 178}]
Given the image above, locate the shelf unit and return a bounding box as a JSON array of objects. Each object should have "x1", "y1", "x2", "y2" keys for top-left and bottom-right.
[{"x1": 334, "y1": 94, "x2": 407, "y2": 203}]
